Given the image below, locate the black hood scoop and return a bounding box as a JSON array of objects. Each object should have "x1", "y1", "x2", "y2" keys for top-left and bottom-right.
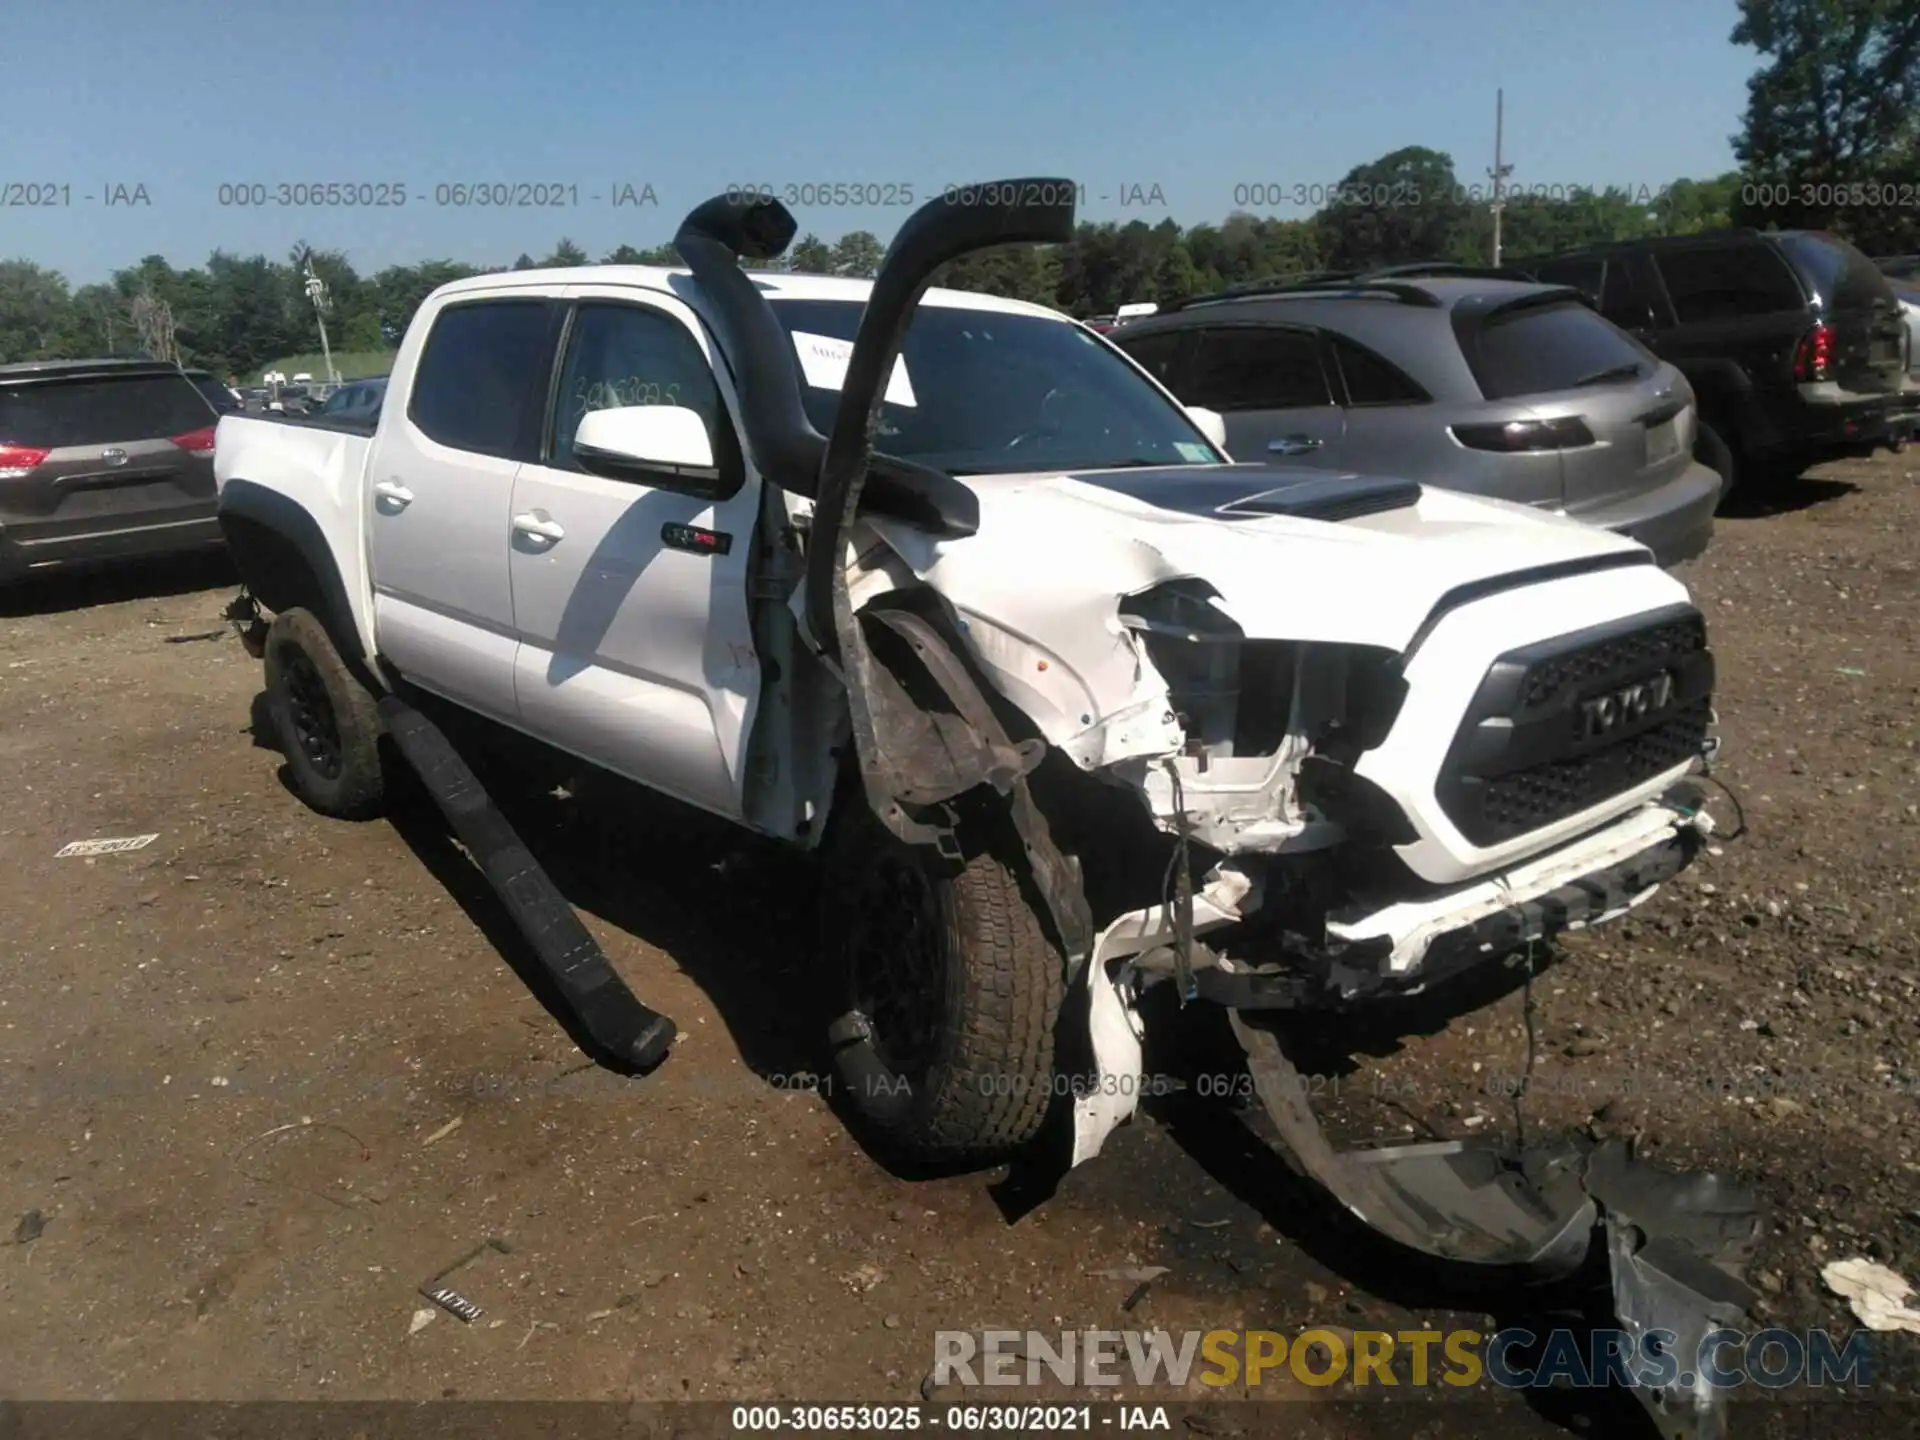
[{"x1": 1068, "y1": 465, "x2": 1423, "y2": 523}]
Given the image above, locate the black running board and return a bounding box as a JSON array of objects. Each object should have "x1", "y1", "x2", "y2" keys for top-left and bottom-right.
[{"x1": 378, "y1": 695, "x2": 675, "y2": 1072}]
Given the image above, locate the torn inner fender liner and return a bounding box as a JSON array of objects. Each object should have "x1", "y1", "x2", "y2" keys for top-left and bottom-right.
[{"x1": 1224, "y1": 1012, "x2": 1762, "y2": 1440}]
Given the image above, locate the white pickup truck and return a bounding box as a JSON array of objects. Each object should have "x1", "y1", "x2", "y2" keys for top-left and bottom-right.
[{"x1": 215, "y1": 183, "x2": 1754, "y2": 1430}]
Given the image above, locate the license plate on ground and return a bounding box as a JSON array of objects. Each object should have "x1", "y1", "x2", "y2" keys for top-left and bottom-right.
[{"x1": 1644, "y1": 418, "x2": 1680, "y2": 465}]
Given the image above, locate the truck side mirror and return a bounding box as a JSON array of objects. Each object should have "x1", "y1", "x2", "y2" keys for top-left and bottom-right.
[
  {"x1": 573, "y1": 405, "x2": 724, "y2": 496},
  {"x1": 1186, "y1": 406, "x2": 1228, "y2": 451}
]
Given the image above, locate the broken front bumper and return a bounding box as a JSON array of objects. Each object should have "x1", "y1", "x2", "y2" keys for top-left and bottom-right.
[
  {"x1": 1191, "y1": 782, "x2": 1714, "y2": 1011},
  {"x1": 1070, "y1": 780, "x2": 1753, "y2": 1439}
]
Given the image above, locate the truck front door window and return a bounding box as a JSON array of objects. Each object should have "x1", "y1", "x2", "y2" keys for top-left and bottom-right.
[{"x1": 548, "y1": 303, "x2": 737, "y2": 481}]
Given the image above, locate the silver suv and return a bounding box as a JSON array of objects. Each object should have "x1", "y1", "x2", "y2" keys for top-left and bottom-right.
[{"x1": 1111, "y1": 271, "x2": 1721, "y2": 566}]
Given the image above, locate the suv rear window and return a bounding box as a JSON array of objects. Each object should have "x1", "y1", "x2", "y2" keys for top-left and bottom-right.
[
  {"x1": 1463, "y1": 300, "x2": 1651, "y2": 399},
  {"x1": 1327, "y1": 334, "x2": 1427, "y2": 404},
  {"x1": 1653, "y1": 243, "x2": 1804, "y2": 322},
  {"x1": 1774, "y1": 233, "x2": 1894, "y2": 311},
  {"x1": 187, "y1": 374, "x2": 241, "y2": 413},
  {"x1": 0, "y1": 373, "x2": 215, "y2": 448}
]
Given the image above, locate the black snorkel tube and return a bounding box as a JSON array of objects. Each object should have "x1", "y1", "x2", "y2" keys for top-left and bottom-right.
[
  {"x1": 672, "y1": 193, "x2": 828, "y2": 491},
  {"x1": 672, "y1": 179, "x2": 1077, "y2": 655},
  {"x1": 673, "y1": 180, "x2": 1079, "y2": 858},
  {"x1": 802, "y1": 181, "x2": 1079, "y2": 660}
]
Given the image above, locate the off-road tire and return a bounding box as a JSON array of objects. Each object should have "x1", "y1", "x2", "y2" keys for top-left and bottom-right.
[
  {"x1": 824, "y1": 799, "x2": 1066, "y2": 1167},
  {"x1": 263, "y1": 607, "x2": 386, "y2": 819}
]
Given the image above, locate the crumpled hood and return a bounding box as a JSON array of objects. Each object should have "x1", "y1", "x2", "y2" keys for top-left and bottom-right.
[{"x1": 869, "y1": 463, "x2": 1652, "y2": 653}]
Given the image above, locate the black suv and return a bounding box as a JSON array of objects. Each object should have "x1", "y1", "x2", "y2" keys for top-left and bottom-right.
[
  {"x1": 1527, "y1": 229, "x2": 1914, "y2": 489},
  {"x1": 0, "y1": 359, "x2": 223, "y2": 583}
]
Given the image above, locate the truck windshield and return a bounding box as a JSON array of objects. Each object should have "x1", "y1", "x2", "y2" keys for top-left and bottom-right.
[{"x1": 766, "y1": 298, "x2": 1224, "y2": 475}]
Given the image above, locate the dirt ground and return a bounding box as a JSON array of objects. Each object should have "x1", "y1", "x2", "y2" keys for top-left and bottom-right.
[{"x1": 1, "y1": 453, "x2": 1916, "y2": 1437}]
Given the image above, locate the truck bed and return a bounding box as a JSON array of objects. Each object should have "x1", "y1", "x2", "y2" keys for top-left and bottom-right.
[
  {"x1": 213, "y1": 411, "x2": 379, "y2": 657},
  {"x1": 238, "y1": 410, "x2": 380, "y2": 439}
]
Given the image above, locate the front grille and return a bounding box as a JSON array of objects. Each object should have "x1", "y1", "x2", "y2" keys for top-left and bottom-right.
[
  {"x1": 1519, "y1": 614, "x2": 1705, "y2": 706},
  {"x1": 1437, "y1": 604, "x2": 1714, "y2": 847},
  {"x1": 1482, "y1": 699, "x2": 1711, "y2": 834}
]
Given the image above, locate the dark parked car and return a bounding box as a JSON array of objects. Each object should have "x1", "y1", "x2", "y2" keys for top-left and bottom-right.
[
  {"x1": 0, "y1": 358, "x2": 223, "y2": 582},
  {"x1": 315, "y1": 375, "x2": 388, "y2": 424},
  {"x1": 1109, "y1": 269, "x2": 1721, "y2": 566},
  {"x1": 1528, "y1": 229, "x2": 1915, "y2": 488},
  {"x1": 182, "y1": 368, "x2": 243, "y2": 416},
  {"x1": 1874, "y1": 255, "x2": 1920, "y2": 426}
]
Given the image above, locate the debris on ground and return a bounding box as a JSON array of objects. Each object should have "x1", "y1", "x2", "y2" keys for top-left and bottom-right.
[
  {"x1": 13, "y1": 1211, "x2": 46, "y2": 1245},
  {"x1": 408, "y1": 1308, "x2": 436, "y2": 1335},
  {"x1": 423, "y1": 1286, "x2": 483, "y2": 1323},
  {"x1": 54, "y1": 834, "x2": 158, "y2": 858},
  {"x1": 1088, "y1": 1265, "x2": 1169, "y2": 1282},
  {"x1": 842, "y1": 1262, "x2": 886, "y2": 1294},
  {"x1": 420, "y1": 1116, "x2": 464, "y2": 1147},
  {"x1": 1821, "y1": 1257, "x2": 1920, "y2": 1333}
]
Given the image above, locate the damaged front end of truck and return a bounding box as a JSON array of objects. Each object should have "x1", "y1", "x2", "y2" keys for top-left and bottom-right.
[{"x1": 673, "y1": 183, "x2": 1761, "y2": 1439}]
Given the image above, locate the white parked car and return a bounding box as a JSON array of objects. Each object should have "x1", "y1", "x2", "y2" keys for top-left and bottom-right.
[{"x1": 212, "y1": 182, "x2": 1751, "y2": 1434}]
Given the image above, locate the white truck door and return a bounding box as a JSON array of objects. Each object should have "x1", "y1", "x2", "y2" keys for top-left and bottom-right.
[
  {"x1": 506, "y1": 287, "x2": 763, "y2": 821},
  {"x1": 366, "y1": 291, "x2": 564, "y2": 723}
]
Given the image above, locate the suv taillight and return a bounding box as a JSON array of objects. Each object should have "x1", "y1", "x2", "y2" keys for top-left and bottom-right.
[
  {"x1": 0, "y1": 443, "x2": 51, "y2": 477},
  {"x1": 170, "y1": 426, "x2": 217, "y2": 454},
  {"x1": 1793, "y1": 321, "x2": 1834, "y2": 382},
  {"x1": 1449, "y1": 416, "x2": 1595, "y2": 452}
]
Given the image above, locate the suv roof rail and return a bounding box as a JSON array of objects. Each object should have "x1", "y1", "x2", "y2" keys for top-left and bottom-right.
[
  {"x1": 0, "y1": 356, "x2": 182, "y2": 380},
  {"x1": 1541, "y1": 226, "x2": 1769, "y2": 261},
  {"x1": 1170, "y1": 277, "x2": 1444, "y2": 310},
  {"x1": 1359, "y1": 262, "x2": 1540, "y2": 282}
]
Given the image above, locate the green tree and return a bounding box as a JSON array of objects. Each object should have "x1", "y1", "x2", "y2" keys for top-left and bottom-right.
[
  {"x1": 1655, "y1": 173, "x2": 1741, "y2": 235},
  {"x1": 341, "y1": 311, "x2": 385, "y2": 351},
  {"x1": 789, "y1": 234, "x2": 834, "y2": 274},
  {"x1": 543, "y1": 238, "x2": 590, "y2": 267},
  {"x1": 603, "y1": 243, "x2": 681, "y2": 265},
  {"x1": 1316, "y1": 146, "x2": 1475, "y2": 269},
  {"x1": 1730, "y1": 0, "x2": 1920, "y2": 251},
  {"x1": 0, "y1": 261, "x2": 80, "y2": 362},
  {"x1": 829, "y1": 231, "x2": 886, "y2": 278}
]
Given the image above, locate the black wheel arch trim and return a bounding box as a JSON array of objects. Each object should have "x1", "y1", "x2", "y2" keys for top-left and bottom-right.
[{"x1": 217, "y1": 478, "x2": 365, "y2": 663}]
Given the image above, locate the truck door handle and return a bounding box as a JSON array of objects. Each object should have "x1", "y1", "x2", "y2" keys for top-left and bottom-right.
[
  {"x1": 1268, "y1": 435, "x2": 1324, "y2": 456},
  {"x1": 372, "y1": 479, "x2": 414, "y2": 507},
  {"x1": 512, "y1": 512, "x2": 565, "y2": 544}
]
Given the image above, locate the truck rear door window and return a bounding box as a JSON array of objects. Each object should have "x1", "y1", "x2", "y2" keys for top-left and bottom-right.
[
  {"x1": 1464, "y1": 300, "x2": 1651, "y2": 399},
  {"x1": 408, "y1": 300, "x2": 555, "y2": 459}
]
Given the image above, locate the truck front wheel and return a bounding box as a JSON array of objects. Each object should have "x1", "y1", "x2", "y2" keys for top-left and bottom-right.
[
  {"x1": 262, "y1": 607, "x2": 386, "y2": 819},
  {"x1": 823, "y1": 803, "x2": 1066, "y2": 1167}
]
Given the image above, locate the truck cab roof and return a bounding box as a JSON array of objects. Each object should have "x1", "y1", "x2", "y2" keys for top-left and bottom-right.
[{"x1": 431, "y1": 266, "x2": 1071, "y2": 323}]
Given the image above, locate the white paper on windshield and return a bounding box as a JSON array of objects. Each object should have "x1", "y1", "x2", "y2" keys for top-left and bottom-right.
[{"x1": 790, "y1": 332, "x2": 917, "y2": 408}]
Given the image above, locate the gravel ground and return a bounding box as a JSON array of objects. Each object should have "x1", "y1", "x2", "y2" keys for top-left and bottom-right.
[{"x1": 0, "y1": 453, "x2": 1915, "y2": 1437}]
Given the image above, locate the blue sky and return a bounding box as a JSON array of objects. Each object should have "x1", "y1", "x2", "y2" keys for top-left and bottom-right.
[{"x1": 10, "y1": 0, "x2": 1758, "y2": 282}]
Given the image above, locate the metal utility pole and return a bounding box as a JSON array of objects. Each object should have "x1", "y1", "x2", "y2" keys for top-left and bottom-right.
[
  {"x1": 1489, "y1": 88, "x2": 1514, "y2": 266},
  {"x1": 299, "y1": 248, "x2": 341, "y2": 385}
]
